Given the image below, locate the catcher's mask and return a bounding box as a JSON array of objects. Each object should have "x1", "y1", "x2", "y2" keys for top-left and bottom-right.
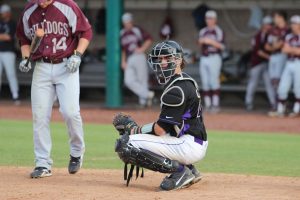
[{"x1": 148, "y1": 40, "x2": 184, "y2": 85}]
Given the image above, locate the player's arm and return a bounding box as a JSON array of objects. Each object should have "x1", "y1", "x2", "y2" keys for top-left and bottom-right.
[
  {"x1": 257, "y1": 50, "x2": 270, "y2": 60},
  {"x1": 121, "y1": 49, "x2": 127, "y2": 70},
  {"x1": 20, "y1": 45, "x2": 30, "y2": 58},
  {"x1": 282, "y1": 42, "x2": 300, "y2": 55},
  {"x1": 75, "y1": 37, "x2": 90, "y2": 55},
  {"x1": 203, "y1": 38, "x2": 225, "y2": 50},
  {"x1": 0, "y1": 33, "x2": 11, "y2": 41}
]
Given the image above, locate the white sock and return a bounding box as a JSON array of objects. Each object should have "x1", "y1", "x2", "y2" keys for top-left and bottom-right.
[
  {"x1": 277, "y1": 102, "x2": 285, "y2": 114},
  {"x1": 293, "y1": 102, "x2": 300, "y2": 113},
  {"x1": 212, "y1": 94, "x2": 219, "y2": 107},
  {"x1": 204, "y1": 96, "x2": 211, "y2": 108}
]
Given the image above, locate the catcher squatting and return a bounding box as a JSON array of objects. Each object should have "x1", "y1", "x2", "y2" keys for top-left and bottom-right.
[{"x1": 113, "y1": 40, "x2": 208, "y2": 191}]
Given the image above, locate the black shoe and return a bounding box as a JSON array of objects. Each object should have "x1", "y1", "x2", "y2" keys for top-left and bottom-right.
[
  {"x1": 160, "y1": 166, "x2": 195, "y2": 191},
  {"x1": 189, "y1": 165, "x2": 203, "y2": 184},
  {"x1": 68, "y1": 155, "x2": 82, "y2": 174},
  {"x1": 30, "y1": 167, "x2": 52, "y2": 178}
]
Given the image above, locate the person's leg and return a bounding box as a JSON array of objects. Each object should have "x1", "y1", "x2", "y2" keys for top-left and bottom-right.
[
  {"x1": 31, "y1": 62, "x2": 55, "y2": 170},
  {"x1": 291, "y1": 60, "x2": 300, "y2": 115},
  {"x1": 129, "y1": 134, "x2": 208, "y2": 165},
  {"x1": 124, "y1": 54, "x2": 149, "y2": 105},
  {"x1": 262, "y1": 64, "x2": 276, "y2": 108},
  {"x1": 1, "y1": 52, "x2": 19, "y2": 100},
  {"x1": 199, "y1": 57, "x2": 211, "y2": 109},
  {"x1": 54, "y1": 63, "x2": 85, "y2": 159},
  {"x1": 276, "y1": 62, "x2": 293, "y2": 115},
  {"x1": 245, "y1": 64, "x2": 263, "y2": 110},
  {"x1": 209, "y1": 55, "x2": 222, "y2": 110},
  {"x1": 134, "y1": 53, "x2": 153, "y2": 105}
]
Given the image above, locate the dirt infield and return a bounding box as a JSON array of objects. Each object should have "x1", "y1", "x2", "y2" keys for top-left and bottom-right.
[
  {"x1": 1, "y1": 167, "x2": 300, "y2": 200},
  {"x1": 1, "y1": 103, "x2": 300, "y2": 199}
]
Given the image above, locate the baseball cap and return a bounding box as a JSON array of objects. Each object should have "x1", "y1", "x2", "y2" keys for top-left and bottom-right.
[
  {"x1": 205, "y1": 10, "x2": 217, "y2": 19},
  {"x1": 0, "y1": 4, "x2": 11, "y2": 14},
  {"x1": 262, "y1": 16, "x2": 273, "y2": 25},
  {"x1": 122, "y1": 13, "x2": 133, "y2": 23},
  {"x1": 290, "y1": 15, "x2": 300, "y2": 24}
]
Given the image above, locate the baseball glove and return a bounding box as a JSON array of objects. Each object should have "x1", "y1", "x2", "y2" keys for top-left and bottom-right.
[{"x1": 112, "y1": 113, "x2": 138, "y2": 135}]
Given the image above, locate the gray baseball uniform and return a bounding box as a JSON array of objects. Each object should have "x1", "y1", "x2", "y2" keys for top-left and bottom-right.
[{"x1": 16, "y1": 0, "x2": 92, "y2": 170}]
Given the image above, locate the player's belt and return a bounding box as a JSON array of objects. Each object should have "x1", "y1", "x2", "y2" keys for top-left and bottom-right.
[{"x1": 40, "y1": 57, "x2": 65, "y2": 64}]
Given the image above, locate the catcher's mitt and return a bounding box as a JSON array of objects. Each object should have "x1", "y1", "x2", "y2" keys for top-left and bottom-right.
[{"x1": 112, "y1": 113, "x2": 138, "y2": 135}]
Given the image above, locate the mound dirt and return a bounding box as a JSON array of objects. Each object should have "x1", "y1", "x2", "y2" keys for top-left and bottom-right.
[{"x1": 1, "y1": 167, "x2": 299, "y2": 200}]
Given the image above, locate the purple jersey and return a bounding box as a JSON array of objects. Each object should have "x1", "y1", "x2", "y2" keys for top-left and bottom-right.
[
  {"x1": 16, "y1": 0, "x2": 92, "y2": 61},
  {"x1": 120, "y1": 26, "x2": 152, "y2": 57},
  {"x1": 199, "y1": 25, "x2": 224, "y2": 56},
  {"x1": 285, "y1": 33, "x2": 300, "y2": 59}
]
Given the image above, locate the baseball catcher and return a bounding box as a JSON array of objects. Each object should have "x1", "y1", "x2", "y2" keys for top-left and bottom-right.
[{"x1": 113, "y1": 40, "x2": 208, "y2": 191}]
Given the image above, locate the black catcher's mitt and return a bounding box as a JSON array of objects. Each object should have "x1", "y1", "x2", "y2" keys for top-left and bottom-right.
[{"x1": 112, "y1": 113, "x2": 138, "y2": 135}]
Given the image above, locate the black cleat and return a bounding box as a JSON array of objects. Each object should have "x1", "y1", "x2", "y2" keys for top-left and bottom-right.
[
  {"x1": 189, "y1": 165, "x2": 203, "y2": 184},
  {"x1": 30, "y1": 167, "x2": 52, "y2": 178},
  {"x1": 68, "y1": 155, "x2": 82, "y2": 174},
  {"x1": 160, "y1": 166, "x2": 195, "y2": 191}
]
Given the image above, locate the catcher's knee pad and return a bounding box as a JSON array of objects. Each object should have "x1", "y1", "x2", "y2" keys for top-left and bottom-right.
[{"x1": 115, "y1": 134, "x2": 180, "y2": 173}]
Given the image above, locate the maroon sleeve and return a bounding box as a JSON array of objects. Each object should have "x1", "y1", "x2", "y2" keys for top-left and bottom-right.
[
  {"x1": 16, "y1": 4, "x2": 34, "y2": 46},
  {"x1": 139, "y1": 27, "x2": 152, "y2": 42},
  {"x1": 70, "y1": 1, "x2": 93, "y2": 41}
]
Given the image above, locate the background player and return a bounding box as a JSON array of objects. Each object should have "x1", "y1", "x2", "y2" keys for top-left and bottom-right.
[
  {"x1": 16, "y1": 0, "x2": 92, "y2": 178},
  {"x1": 245, "y1": 16, "x2": 276, "y2": 111},
  {"x1": 274, "y1": 15, "x2": 300, "y2": 117},
  {"x1": 113, "y1": 40, "x2": 208, "y2": 191},
  {"x1": 120, "y1": 12, "x2": 154, "y2": 107},
  {"x1": 0, "y1": 4, "x2": 19, "y2": 104},
  {"x1": 198, "y1": 10, "x2": 225, "y2": 113},
  {"x1": 265, "y1": 11, "x2": 289, "y2": 101}
]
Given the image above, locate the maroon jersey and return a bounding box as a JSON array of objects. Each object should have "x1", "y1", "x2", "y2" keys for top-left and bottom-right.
[
  {"x1": 250, "y1": 30, "x2": 269, "y2": 67},
  {"x1": 199, "y1": 25, "x2": 224, "y2": 56},
  {"x1": 120, "y1": 26, "x2": 152, "y2": 57},
  {"x1": 16, "y1": 0, "x2": 92, "y2": 61},
  {"x1": 266, "y1": 26, "x2": 289, "y2": 54},
  {"x1": 285, "y1": 33, "x2": 300, "y2": 60}
]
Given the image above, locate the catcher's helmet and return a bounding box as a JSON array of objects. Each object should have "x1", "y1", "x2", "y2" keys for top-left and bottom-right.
[{"x1": 148, "y1": 40, "x2": 184, "y2": 84}]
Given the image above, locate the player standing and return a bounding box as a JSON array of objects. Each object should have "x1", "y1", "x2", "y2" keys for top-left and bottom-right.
[
  {"x1": 16, "y1": 0, "x2": 92, "y2": 178},
  {"x1": 265, "y1": 11, "x2": 289, "y2": 102},
  {"x1": 120, "y1": 13, "x2": 154, "y2": 107},
  {"x1": 273, "y1": 15, "x2": 300, "y2": 117},
  {"x1": 198, "y1": 10, "x2": 225, "y2": 113},
  {"x1": 245, "y1": 16, "x2": 276, "y2": 111},
  {"x1": 0, "y1": 4, "x2": 20, "y2": 104},
  {"x1": 113, "y1": 40, "x2": 208, "y2": 191}
]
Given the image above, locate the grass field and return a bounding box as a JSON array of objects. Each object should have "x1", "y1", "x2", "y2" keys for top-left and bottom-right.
[{"x1": 0, "y1": 119, "x2": 299, "y2": 177}]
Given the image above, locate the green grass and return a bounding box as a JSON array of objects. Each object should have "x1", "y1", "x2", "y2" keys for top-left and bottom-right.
[{"x1": 0, "y1": 119, "x2": 299, "y2": 177}]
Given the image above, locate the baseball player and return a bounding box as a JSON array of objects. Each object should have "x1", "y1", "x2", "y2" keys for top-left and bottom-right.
[
  {"x1": 265, "y1": 11, "x2": 289, "y2": 97},
  {"x1": 198, "y1": 10, "x2": 225, "y2": 113},
  {"x1": 0, "y1": 4, "x2": 20, "y2": 104},
  {"x1": 120, "y1": 12, "x2": 154, "y2": 107},
  {"x1": 16, "y1": 0, "x2": 92, "y2": 178},
  {"x1": 113, "y1": 40, "x2": 208, "y2": 191},
  {"x1": 245, "y1": 16, "x2": 276, "y2": 111},
  {"x1": 273, "y1": 15, "x2": 300, "y2": 117}
]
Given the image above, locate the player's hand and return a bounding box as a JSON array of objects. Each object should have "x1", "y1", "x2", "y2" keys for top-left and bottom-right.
[
  {"x1": 66, "y1": 55, "x2": 81, "y2": 73},
  {"x1": 19, "y1": 59, "x2": 32, "y2": 73},
  {"x1": 134, "y1": 47, "x2": 144, "y2": 54},
  {"x1": 113, "y1": 113, "x2": 139, "y2": 135},
  {"x1": 121, "y1": 61, "x2": 127, "y2": 70}
]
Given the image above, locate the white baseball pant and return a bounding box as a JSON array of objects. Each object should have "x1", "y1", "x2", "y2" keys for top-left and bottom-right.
[
  {"x1": 31, "y1": 61, "x2": 85, "y2": 170},
  {"x1": 268, "y1": 53, "x2": 287, "y2": 80},
  {"x1": 124, "y1": 53, "x2": 150, "y2": 105},
  {"x1": 129, "y1": 134, "x2": 208, "y2": 165},
  {"x1": 0, "y1": 52, "x2": 19, "y2": 99}
]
